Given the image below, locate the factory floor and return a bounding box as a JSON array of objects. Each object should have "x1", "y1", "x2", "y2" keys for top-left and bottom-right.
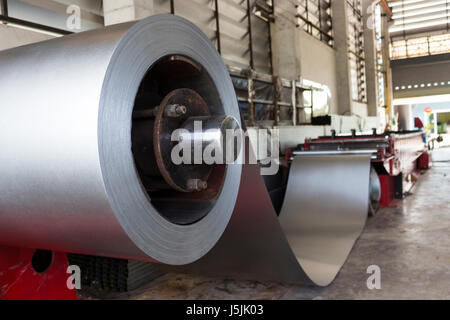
[{"x1": 119, "y1": 147, "x2": 450, "y2": 300}]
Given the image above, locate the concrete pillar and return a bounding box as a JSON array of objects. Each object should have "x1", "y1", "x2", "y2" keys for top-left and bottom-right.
[
  {"x1": 362, "y1": 0, "x2": 378, "y2": 117},
  {"x1": 331, "y1": 0, "x2": 352, "y2": 115},
  {"x1": 270, "y1": 1, "x2": 301, "y2": 80},
  {"x1": 103, "y1": 0, "x2": 154, "y2": 26},
  {"x1": 381, "y1": 11, "x2": 395, "y2": 124},
  {"x1": 395, "y1": 104, "x2": 413, "y2": 131}
]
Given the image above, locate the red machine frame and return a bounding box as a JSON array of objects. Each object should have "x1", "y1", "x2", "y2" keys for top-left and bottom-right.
[{"x1": 0, "y1": 245, "x2": 78, "y2": 300}]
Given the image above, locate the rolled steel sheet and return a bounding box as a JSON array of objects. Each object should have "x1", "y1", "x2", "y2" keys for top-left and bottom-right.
[
  {"x1": 0, "y1": 15, "x2": 242, "y2": 265},
  {"x1": 166, "y1": 153, "x2": 371, "y2": 286},
  {"x1": 0, "y1": 14, "x2": 372, "y2": 286}
]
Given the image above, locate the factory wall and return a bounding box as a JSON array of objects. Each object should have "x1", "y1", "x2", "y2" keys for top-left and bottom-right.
[
  {"x1": 0, "y1": 0, "x2": 379, "y2": 137},
  {"x1": 298, "y1": 30, "x2": 339, "y2": 115},
  {"x1": 352, "y1": 101, "x2": 369, "y2": 118},
  {"x1": 272, "y1": 1, "x2": 373, "y2": 119}
]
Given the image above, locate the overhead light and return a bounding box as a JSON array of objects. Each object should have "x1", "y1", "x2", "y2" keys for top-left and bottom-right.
[{"x1": 394, "y1": 94, "x2": 450, "y2": 104}]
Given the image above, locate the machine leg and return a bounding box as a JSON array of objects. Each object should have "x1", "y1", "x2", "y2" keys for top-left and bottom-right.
[
  {"x1": 379, "y1": 175, "x2": 395, "y2": 207},
  {"x1": 418, "y1": 152, "x2": 430, "y2": 170}
]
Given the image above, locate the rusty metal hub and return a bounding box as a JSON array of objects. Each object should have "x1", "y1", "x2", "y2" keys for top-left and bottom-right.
[
  {"x1": 153, "y1": 88, "x2": 213, "y2": 192},
  {"x1": 131, "y1": 54, "x2": 240, "y2": 224}
]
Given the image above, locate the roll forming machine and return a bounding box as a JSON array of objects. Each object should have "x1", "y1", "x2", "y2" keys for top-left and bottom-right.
[{"x1": 291, "y1": 129, "x2": 430, "y2": 211}]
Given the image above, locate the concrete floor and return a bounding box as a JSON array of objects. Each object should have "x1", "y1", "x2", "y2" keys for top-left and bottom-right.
[{"x1": 113, "y1": 148, "x2": 450, "y2": 300}]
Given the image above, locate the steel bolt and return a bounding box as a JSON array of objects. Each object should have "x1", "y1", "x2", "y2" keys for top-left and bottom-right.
[
  {"x1": 164, "y1": 104, "x2": 187, "y2": 118},
  {"x1": 187, "y1": 179, "x2": 208, "y2": 192}
]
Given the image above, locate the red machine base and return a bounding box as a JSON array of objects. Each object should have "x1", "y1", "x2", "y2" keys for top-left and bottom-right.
[
  {"x1": 0, "y1": 246, "x2": 78, "y2": 300},
  {"x1": 379, "y1": 175, "x2": 397, "y2": 208},
  {"x1": 378, "y1": 152, "x2": 430, "y2": 208}
]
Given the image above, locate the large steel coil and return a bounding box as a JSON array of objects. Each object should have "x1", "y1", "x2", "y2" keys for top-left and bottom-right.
[{"x1": 0, "y1": 15, "x2": 242, "y2": 265}]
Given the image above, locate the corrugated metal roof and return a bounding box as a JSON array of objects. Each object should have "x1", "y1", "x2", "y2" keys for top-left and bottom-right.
[{"x1": 388, "y1": 0, "x2": 450, "y2": 39}]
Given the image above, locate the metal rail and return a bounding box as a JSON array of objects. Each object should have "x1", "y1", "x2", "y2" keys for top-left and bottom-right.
[
  {"x1": 0, "y1": 0, "x2": 72, "y2": 36},
  {"x1": 293, "y1": 150, "x2": 378, "y2": 157}
]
